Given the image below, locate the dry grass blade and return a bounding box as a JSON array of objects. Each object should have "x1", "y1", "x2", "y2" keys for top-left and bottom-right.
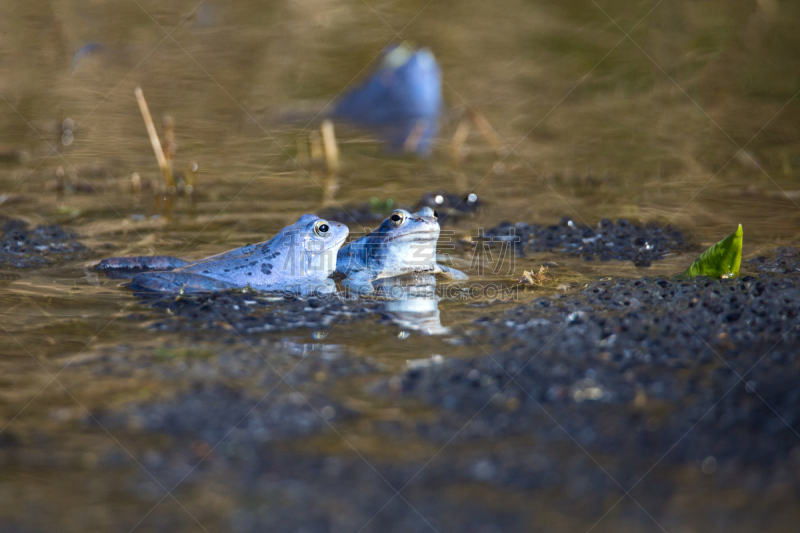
[{"x1": 135, "y1": 87, "x2": 175, "y2": 189}]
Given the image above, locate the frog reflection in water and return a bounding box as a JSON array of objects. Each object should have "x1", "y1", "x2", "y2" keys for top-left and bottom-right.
[
  {"x1": 335, "y1": 207, "x2": 468, "y2": 291},
  {"x1": 373, "y1": 275, "x2": 448, "y2": 335},
  {"x1": 97, "y1": 215, "x2": 348, "y2": 294}
]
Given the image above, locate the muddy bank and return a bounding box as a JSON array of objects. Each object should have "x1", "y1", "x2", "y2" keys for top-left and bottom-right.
[
  {"x1": 2, "y1": 268, "x2": 794, "y2": 531},
  {"x1": 2, "y1": 216, "x2": 799, "y2": 532},
  {"x1": 397, "y1": 273, "x2": 800, "y2": 460}
]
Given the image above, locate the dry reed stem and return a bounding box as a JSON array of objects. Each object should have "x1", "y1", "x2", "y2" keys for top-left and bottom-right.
[
  {"x1": 468, "y1": 109, "x2": 504, "y2": 156},
  {"x1": 134, "y1": 87, "x2": 175, "y2": 189},
  {"x1": 450, "y1": 117, "x2": 472, "y2": 165},
  {"x1": 320, "y1": 119, "x2": 339, "y2": 175}
]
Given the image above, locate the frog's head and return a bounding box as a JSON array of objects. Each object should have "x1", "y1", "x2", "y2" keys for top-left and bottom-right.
[
  {"x1": 367, "y1": 206, "x2": 440, "y2": 277},
  {"x1": 276, "y1": 214, "x2": 349, "y2": 281}
]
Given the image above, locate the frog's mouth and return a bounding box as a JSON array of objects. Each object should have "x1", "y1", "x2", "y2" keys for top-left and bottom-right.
[
  {"x1": 384, "y1": 230, "x2": 438, "y2": 244},
  {"x1": 320, "y1": 233, "x2": 349, "y2": 253}
]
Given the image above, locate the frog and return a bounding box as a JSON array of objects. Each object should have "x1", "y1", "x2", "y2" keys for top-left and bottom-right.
[
  {"x1": 96, "y1": 214, "x2": 348, "y2": 294},
  {"x1": 335, "y1": 206, "x2": 467, "y2": 290}
]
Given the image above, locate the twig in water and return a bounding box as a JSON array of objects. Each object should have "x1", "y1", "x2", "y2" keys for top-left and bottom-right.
[
  {"x1": 320, "y1": 121, "x2": 340, "y2": 207},
  {"x1": 131, "y1": 172, "x2": 142, "y2": 206},
  {"x1": 450, "y1": 116, "x2": 471, "y2": 165},
  {"x1": 403, "y1": 119, "x2": 427, "y2": 154},
  {"x1": 134, "y1": 87, "x2": 175, "y2": 189},
  {"x1": 309, "y1": 130, "x2": 324, "y2": 166},
  {"x1": 468, "y1": 108, "x2": 504, "y2": 157},
  {"x1": 163, "y1": 115, "x2": 176, "y2": 172},
  {"x1": 185, "y1": 161, "x2": 198, "y2": 214},
  {"x1": 320, "y1": 120, "x2": 339, "y2": 175},
  {"x1": 295, "y1": 136, "x2": 310, "y2": 168}
]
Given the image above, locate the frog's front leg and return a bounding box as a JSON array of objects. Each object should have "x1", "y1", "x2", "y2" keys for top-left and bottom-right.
[
  {"x1": 130, "y1": 271, "x2": 236, "y2": 294},
  {"x1": 96, "y1": 256, "x2": 189, "y2": 272},
  {"x1": 341, "y1": 271, "x2": 376, "y2": 295},
  {"x1": 434, "y1": 263, "x2": 469, "y2": 281}
]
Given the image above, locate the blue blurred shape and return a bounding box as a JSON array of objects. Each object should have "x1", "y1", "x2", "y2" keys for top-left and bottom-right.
[
  {"x1": 194, "y1": 2, "x2": 217, "y2": 28},
  {"x1": 332, "y1": 44, "x2": 442, "y2": 155},
  {"x1": 71, "y1": 42, "x2": 109, "y2": 72}
]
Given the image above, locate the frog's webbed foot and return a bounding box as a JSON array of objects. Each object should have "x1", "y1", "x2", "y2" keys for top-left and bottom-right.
[
  {"x1": 130, "y1": 272, "x2": 236, "y2": 294},
  {"x1": 96, "y1": 256, "x2": 189, "y2": 272},
  {"x1": 434, "y1": 263, "x2": 469, "y2": 281}
]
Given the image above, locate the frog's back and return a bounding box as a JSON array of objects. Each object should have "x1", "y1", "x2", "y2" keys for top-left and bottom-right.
[
  {"x1": 105, "y1": 214, "x2": 347, "y2": 295},
  {"x1": 178, "y1": 234, "x2": 293, "y2": 289}
]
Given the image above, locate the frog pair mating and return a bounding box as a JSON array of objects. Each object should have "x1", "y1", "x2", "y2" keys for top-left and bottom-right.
[{"x1": 97, "y1": 207, "x2": 467, "y2": 294}]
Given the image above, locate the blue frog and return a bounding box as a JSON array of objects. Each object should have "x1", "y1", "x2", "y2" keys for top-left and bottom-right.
[
  {"x1": 97, "y1": 215, "x2": 348, "y2": 294},
  {"x1": 332, "y1": 44, "x2": 442, "y2": 155},
  {"x1": 335, "y1": 207, "x2": 467, "y2": 290}
]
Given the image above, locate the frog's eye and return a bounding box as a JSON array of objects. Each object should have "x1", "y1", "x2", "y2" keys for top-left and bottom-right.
[
  {"x1": 314, "y1": 220, "x2": 330, "y2": 237},
  {"x1": 432, "y1": 210, "x2": 439, "y2": 220},
  {"x1": 389, "y1": 210, "x2": 405, "y2": 226}
]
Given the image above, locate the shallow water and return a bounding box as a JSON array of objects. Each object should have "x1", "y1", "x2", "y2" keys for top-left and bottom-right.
[{"x1": 1, "y1": 0, "x2": 800, "y2": 531}]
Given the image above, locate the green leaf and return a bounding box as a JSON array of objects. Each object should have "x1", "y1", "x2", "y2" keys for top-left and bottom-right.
[{"x1": 684, "y1": 224, "x2": 743, "y2": 279}]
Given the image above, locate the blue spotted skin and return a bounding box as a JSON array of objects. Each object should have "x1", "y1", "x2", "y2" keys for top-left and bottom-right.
[
  {"x1": 99, "y1": 215, "x2": 348, "y2": 294},
  {"x1": 336, "y1": 207, "x2": 467, "y2": 290}
]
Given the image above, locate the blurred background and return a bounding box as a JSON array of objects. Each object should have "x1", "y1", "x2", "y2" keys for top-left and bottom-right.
[{"x1": 0, "y1": 0, "x2": 798, "y2": 248}]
